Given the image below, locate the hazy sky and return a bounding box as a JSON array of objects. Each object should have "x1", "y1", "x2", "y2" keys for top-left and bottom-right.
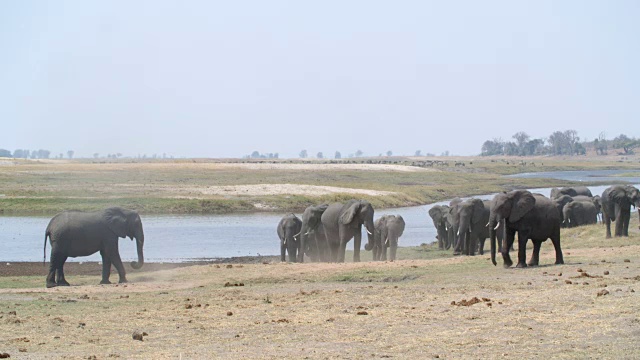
[{"x1": 1, "y1": 1, "x2": 639, "y2": 158}]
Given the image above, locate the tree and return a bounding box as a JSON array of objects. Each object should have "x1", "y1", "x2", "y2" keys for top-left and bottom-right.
[
  {"x1": 414, "y1": 150, "x2": 422, "y2": 156},
  {"x1": 67, "y1": 150, "x2": 74, "y2": 159},
  {"x1": 481, "y1": 139, "x2": 503, "y2": 156},
  {"x1": 251, "y1": 151, "x2": 261, "y2": 158},
  {"x1": 93, "y1": 153, "x2": 100, "y2": 159},
  {"x1": 386, "y1": 150, "x2": 393, "y2": 157},
  {"x1": 299, "y1": 149, "x2": 308, "y2": 158},
  {"x1": 316, "y1": 152, "x2": 323, "y2": 159},
  {"x1": 335, "y1": 151, "x2": 341, "y2": 159},
  {"x1": 612, "y1": 134, "x2": 639, "y2": 154},
  {"x1": 440, "y1": 150, "x2": 449, "y2": 156},
  {"x1": 512, "y1": 132, "x2": 530, "y2": 155},
  {"x1": 273, "y1": 153, "x2": 279, "y2": 159},
  {"x1": 37, "y1": 149, "x2": 50, "y2": 159},
  {"x1": 0, "y1": 149, "x2": 11, "y2": 157},
  {"x1": 355, "y1": 149, "x2": 363, "y2": 157}
]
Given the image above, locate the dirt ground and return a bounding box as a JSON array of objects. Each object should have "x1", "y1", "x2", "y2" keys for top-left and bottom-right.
[{"x1": 1, "y1": 231, "x2": 640, "y2": 359}]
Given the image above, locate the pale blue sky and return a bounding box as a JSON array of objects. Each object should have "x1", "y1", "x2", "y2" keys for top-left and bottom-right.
[{"x1": 1, "y1": 1, "x2": 638, "y2": 158}]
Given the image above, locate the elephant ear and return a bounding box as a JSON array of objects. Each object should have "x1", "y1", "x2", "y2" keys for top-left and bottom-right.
[
  {"x1": 428, "y1": 206, "x2": 440, "y2": 220},
  {"x1": 471, "y1": 199, "x2": 485, "y2": 225},
  {"x1": 340, "y1": 201, "x2": 360, "y2": 225},
  {"x1": 395, "y1": 215, "x2": 406, "y2": 236},
  {"x1": 609, "y1": 186, "x2": 628, "y2": 204},
  {"x1": 104, "y1": 207, "x2": 128, "y2": 238},
  {"x1": 509, "y1": 191, "x2": 536, "y2": 223}
]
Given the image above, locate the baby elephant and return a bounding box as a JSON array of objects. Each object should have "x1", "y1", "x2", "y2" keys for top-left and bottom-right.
[
  {"x1": 365, "y1": 215, "x2": 405, "y2": 261},
  {"x1": 277, "y1": 214, "x2": 302, "y2": 262}
]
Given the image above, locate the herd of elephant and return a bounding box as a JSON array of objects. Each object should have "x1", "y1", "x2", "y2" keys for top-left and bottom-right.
[
  {"x1": 41, "y1": 185, "x2": 639, "y2": 288},
  {"x1": 278, "y1": 185, "x2": 640, "y2": 270}
]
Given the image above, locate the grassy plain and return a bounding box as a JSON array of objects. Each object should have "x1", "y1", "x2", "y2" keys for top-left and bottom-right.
[
  {"x1": 1, "y1": 219, "x2": 640, "y2": 359},
  {"x1": 0, "y1": 155, "x2": 637, "y2": 215}
]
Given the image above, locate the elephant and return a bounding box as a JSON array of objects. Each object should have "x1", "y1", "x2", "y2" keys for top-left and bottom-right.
[
  {"x1": 488, "y1": 190, "x2": 564, "y2": 268},
  {"x1": 562, "y1": 200, "x2": 598, "y2": 228},
  {"x1": 552, "y1": 195, "x2": 575, "y2": 227},
  {"x1": 298, "y1": 204, "x2": 329, "y2": 262},
  {"x1": 601, "y1": 185, "x2": 640, "y2": 238},
  {"x1": 321, "y1": 200, "x2": 375, "y2": 262},
  {"x1": 448, "y1": 198, "x2": 463, "y2": 250},
  {"x1": 550, "y1": 186, "x2": 593, "y2": 199},
  {"x1": 428, "y1": 205, "x2": 451, "y2": 250},
  {"x1": 277, "y1": 214, "x2": 302, "y2": 262},
  {"x1": 43, "y1": 207, "x2": 145, "y2": 288},
  {"x1": 454, "y1": 199, "x2": 489, "y2": 256},
  {"x1": 592, "y1": 195, "x2": 603, "y2": 223},
  {"x1": 365, "y1": 215, "x2": 405, "y2": 261}
]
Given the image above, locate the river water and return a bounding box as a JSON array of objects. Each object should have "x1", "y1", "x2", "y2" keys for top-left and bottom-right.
[{"x1": 2, "y1": 170, "x2": 639, "y2": 262}]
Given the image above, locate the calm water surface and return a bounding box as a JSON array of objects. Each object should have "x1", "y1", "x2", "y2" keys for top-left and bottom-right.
[{"x1": 2, "y1": 170, "x2": 638, "y2": 262}]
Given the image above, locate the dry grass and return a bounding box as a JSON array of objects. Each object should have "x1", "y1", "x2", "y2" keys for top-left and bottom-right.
[
  {"x1": 2, "y1": 218, "x2": 640, "y2": 359},
  {"x1": 1, "y1": 154, "x2": 638, "y2": 215}
]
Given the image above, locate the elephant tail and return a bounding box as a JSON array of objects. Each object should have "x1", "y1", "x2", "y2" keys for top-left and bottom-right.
[{"x1": 43, "y1": 230, "x2": 50, "y2": 266}]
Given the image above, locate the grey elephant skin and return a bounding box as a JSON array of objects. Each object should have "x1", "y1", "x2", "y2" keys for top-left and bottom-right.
[
  {"x1": 298, "y1": 204, "x2": 329, "y2": 262},
  {"x1": 321, "y1": 200, "x2": 375, "y2": 262},
  {"x1": 44, "y1": 207, "x2": 145, "y2": 288},
  {"x1": 366, "y1": 215, "x2": 405, "y2": 261},
  {"x1": 277, "y1": 214, "x2": 302, "y2": 262},
  {"x1": 601, "y1": 185, "x2": 640, "y2": 238},
  {"x1": 562, "y1": 201, "x2": 597, "y2": 228},
  {"x1": 489, "y1": 191, "x2": 564, "y2": 268},
  {"x1": 428, "y1": 205, "x2": 451, "y2": 250},
  {"x1": 550, "y1": 186, "x2": 593, "y2": 199},
  {"x1": 455, "y1": 199, "x2": 494, "y2": 256}
]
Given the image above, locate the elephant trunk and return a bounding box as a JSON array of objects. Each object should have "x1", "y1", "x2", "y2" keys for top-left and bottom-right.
[
  {"x1": 131, "y1": 233, "x2": 144, "y2": 269},
  {"x1": 297, "y1": 225, "x2": 308, "y2": 263},
  {"x1": 489, "y1": 214, "x2": 498, "y2": 266}
]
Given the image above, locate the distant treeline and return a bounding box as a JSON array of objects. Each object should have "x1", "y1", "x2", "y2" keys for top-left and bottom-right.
[
  {"x1": 480, "y1": 131, "x2": 640, "y2": 156},
  {"x1": 0, "y1": 149, "x2": 73, "y2": 159}
]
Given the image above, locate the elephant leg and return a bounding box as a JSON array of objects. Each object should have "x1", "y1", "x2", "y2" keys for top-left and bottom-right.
[
  {"x1": 108, "y1": 247, "x2": 128, "y2": 283},
  {"x1": 515, "y1": 232, "x2": 528, "y2": 268},
  {"x1": 614, "y1": 206, "x2": 624, "y2": 237},
  {"x1": 478, "y1": 237, "x2": 486, "y2": 255},
  {"x1": 527, "y1": 241, "x2": 541, "y2": 266},
  {"x1": 56, "y1": 255, "x2": 70, "y2": 286},
  {"x1": 100, "y1": 250, "x2": 113, "y2": 285},
  {"x1": 622, "y1": 210, "x2": 630, "y2": 237},
  {"x1": 603, "y1": 213, "x2": 612, "y2": 238},
  {"x1": 550, "y1": 230, "x2": 564, "y2": 265},
  {"x1": 502, "y1": 228, "x2": 516, "y2": 268},
  {"x1": 381, "y1": 244, "x2": 388, "y2": 261},
  {"x1": 352, "y1": 232, "x2": 362, "y2": 262},
  {"x1": 46, "y1": 249, "x2": 60, "y2": 288}
]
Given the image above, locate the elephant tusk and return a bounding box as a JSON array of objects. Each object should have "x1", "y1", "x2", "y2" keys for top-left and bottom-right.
[
  {"x1": 494, "y1": 223, "x2": 500, "y2": 230},
  {"x1": 485, "y1": 222, "x2": 490, "y2": 228},
  {"x1": 305, "y1": 231, "x2": 312, "y2": 236},
  {"x1": 366, "y1": 228, "x2": 373, "y2": 235},
  {"x1": 385, "y1": 237, "x2": 389, "y2": 246},
  {"x1": 293, "y1": 231, "x2": 302, "y2": 238}
]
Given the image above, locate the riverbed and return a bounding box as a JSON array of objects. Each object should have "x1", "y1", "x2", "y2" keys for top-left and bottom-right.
[{"x1": 2, "y1": 170, "x2": 639, "y2": 262}]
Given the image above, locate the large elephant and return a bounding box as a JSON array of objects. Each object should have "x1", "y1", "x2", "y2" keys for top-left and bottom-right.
[
  {"x1": 562, "y1": 201, "x2": 597, "y2": 228},
  {"x1": 298, "y1": 204, "x2": 329, "y2": 262},
  {"x1": 365, "y1": 215, "x2": 405, "y2": 261},
  {"x1": 601, "y1": 185, "x2": 640, "y2": 238},
  {"x1": 321, "y1": 200, "x2": 375, "y2": 262},
  {"x1": 454, "y1": 199, "x2": 490, "y2": 256},
  {"x1": 428, "y1": 205, "x2": 451, "y2": 250},
  {"x1": 277, "y1": 214, "x2": 302, "y2": 262},
  {"x1": 489, "y1": 190, "x2": 564, "y2": 268},
  {"x1": 550, "y1": 186, "x2": 593, "y2": 199},
  {"x1": 43, "y1": 207, "x2": 145, "y2": 288}
]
